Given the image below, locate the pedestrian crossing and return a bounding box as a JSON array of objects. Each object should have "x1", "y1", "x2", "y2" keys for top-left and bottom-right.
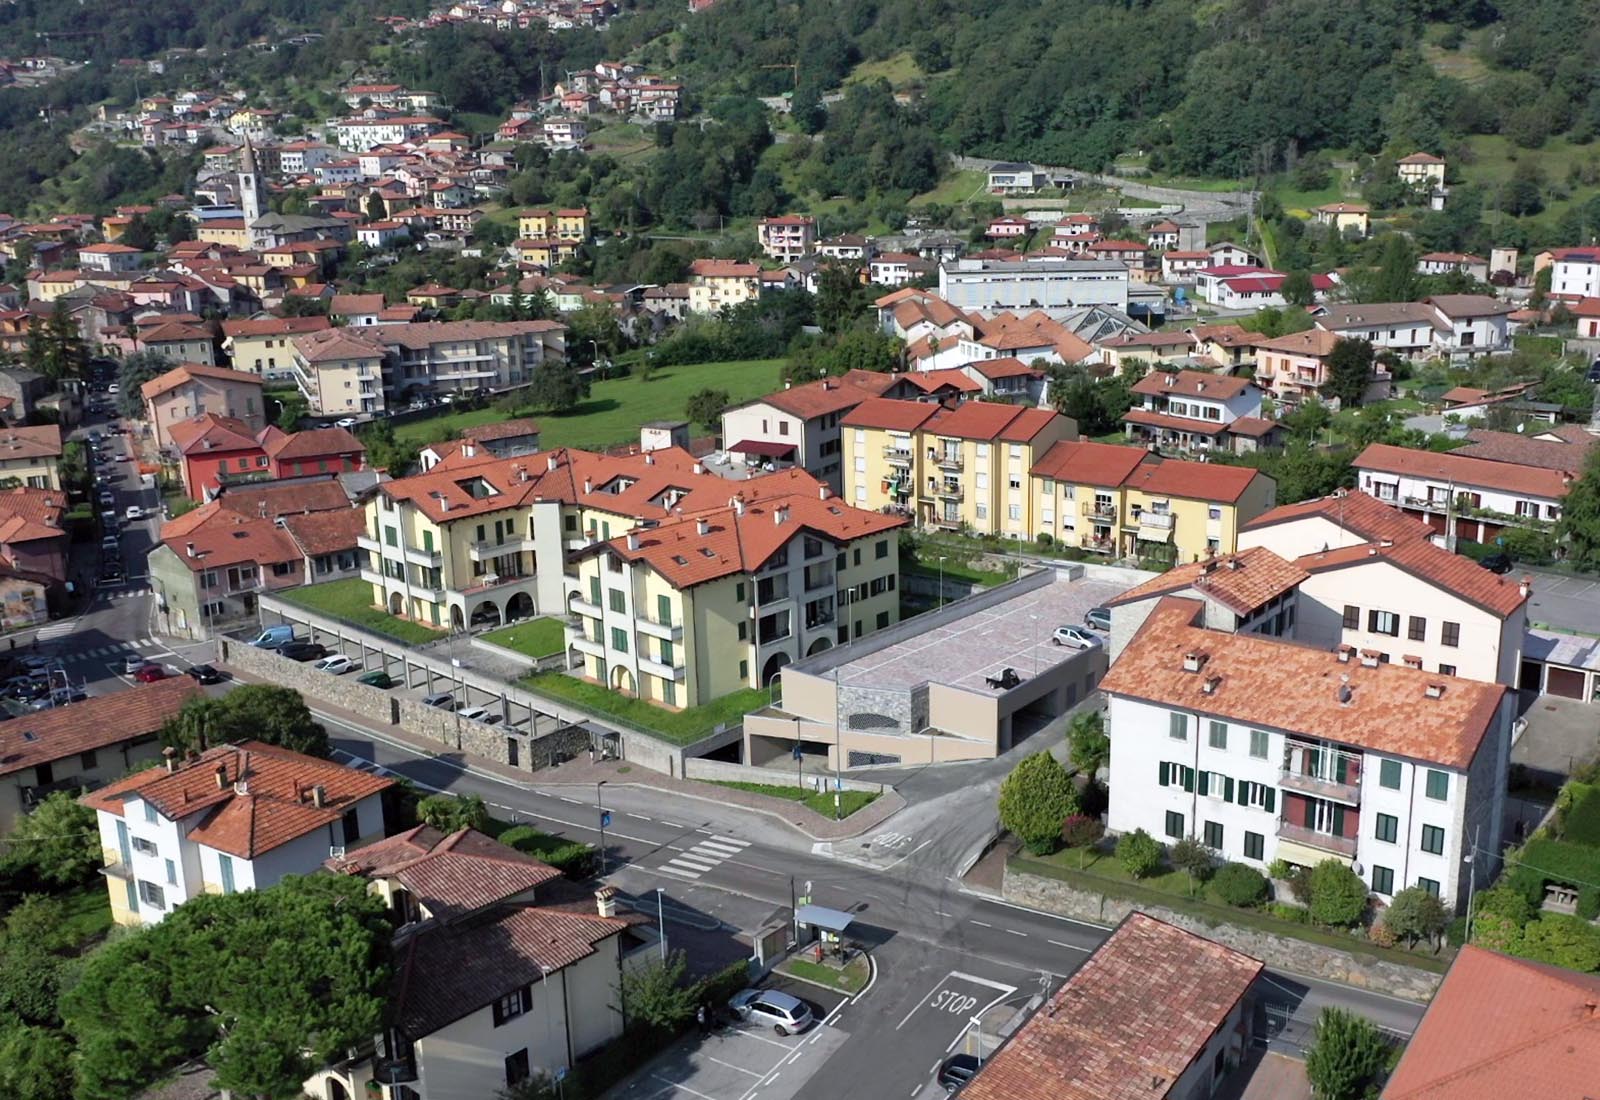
[
  {"x1": 58, "y1": 639, "x2": 166, "y2": 664},
  {"x1": 35, "y1": 619, "x2": 79, "y2": 641},
  {"x1": 654, "y1": 834, "x2": 751, "y2": 880}
]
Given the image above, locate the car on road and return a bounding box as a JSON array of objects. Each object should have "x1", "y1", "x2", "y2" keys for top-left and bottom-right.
[
  {"x1": 356, "y1": 670, "x2": 394, "y2": 688},
  {"x1": 480, "y1": 713, "x2": 504, "y2": 726},
  {"x1": 1479, "y1": 552, "x2": 1513, "y2": 574},
  {"x1": 278, "y1": 641, "x2": 328, "y2": 662},
  {"x1": 728, "y1": 989, "x2": 814, "y2": 1036},
  {"x1": 4, "y1": 678, "x2": 47, "y2": 701},
  {"x1": 124, "y1": 656, "x2": 150, "y2": 675},
  {"x1": 457, "y1": 705, "x2": 493, "y2": 722},
  {"x1": 421, "y1": 691, "x2": 456, "y2": 709},
  {"x1": 1084, "y1": 606, "x2": 1112, "y2": 631},
  {"x1": 133, "y1": 665, "x2": 168, "y2": 683},
  {"x1": 1051, "y1": 625, "x2": 1100, "y2": 649},
  {"x1": 186, "y1": 664, "x2": 225, "y2": 684},
  {"x1": 335, "y1": 417, "x2": 359, "y2": 428},
  {"x1": 18, "y1": 655, "x2": 54, "y2": 673},
  {"x1": 125, "y1": 506, "x2": 142, "y2": 521},
  {"x1": 314, "y1": 654, "x2": 357, "y2": 675},
  {"x1": 937, "y1": 1054, "x2": 982, "y2": 1092},
  {"x1": 250, "y1": 626, "x2": 296, "y2": 649}
]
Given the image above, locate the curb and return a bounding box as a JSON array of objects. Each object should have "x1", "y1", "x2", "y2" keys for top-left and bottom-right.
[{"x1": 774, "y1": 955, "x2": 874, "y2": 999}]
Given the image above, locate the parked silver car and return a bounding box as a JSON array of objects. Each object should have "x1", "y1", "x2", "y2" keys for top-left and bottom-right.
[{"x1": 728, "y1": 989, "x2": 814, "y2": 1036}]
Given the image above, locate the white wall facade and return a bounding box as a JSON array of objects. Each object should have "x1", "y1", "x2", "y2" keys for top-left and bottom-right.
[
  {"x1": 1551, "y1": 258, "x2": 1600, "y2": 299},
  {"x1": 938, "y1": 260, "x2": 1129, "y2": 315},
  {"x1": 1355, "y1": 467, "x2": 1563, "y2": 524}
]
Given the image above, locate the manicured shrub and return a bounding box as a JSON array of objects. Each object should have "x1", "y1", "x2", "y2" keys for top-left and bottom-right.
[
  {"x1": 1115, "y1": 828, "x2": 1162, "y2": 879},
  {"x1": 1308, "y1": 860, "x2": 1370, "y2": 927},
  {"x1": 1212, "y1": 862, "x2": 1269, "y2": 907},
  {"x1": 998, "y1": 751, "x2": 1079, "y2": 856}
]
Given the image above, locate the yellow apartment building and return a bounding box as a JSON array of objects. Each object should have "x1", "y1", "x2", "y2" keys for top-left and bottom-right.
[
  {"x1": 1030, "y1": 438, "x2": 1277, "y2": 564},
  {"x1": 516, "y1": 239, "x2": 581, "y2": 269},
  {"x1": 565, "y1": 487, "x2": 906, "y2": 706},
  {"x1": 0, "y1": 424, "x2": 63, "y2": 490},
  {"x1": 842, "y1": 398, "x2": 1077, "y2": 538},
  {"x1": 687, "y1": 259, "x2": 761, "y2": 314},
  {"x1": 517, "y1": 208, "x2": 590, "y2": 240}
]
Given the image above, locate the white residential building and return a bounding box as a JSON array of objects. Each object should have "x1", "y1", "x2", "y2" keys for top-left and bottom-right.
[
  {"x1": 1546, "y1": 248, "x2": 1600, "y2": 301},
  {"x1": 1101, "y1": 596, "x2": 1513, "y2": 909},
  {"x1": 84, "y1": 741, "x2": 391, "y2": 928},
  {"x1": 1311, "y1": 303, "x2": 1439, "y2": 358},
  {"x1": 938, "y1": 257, "x2": 1129, "y2": 317},
  {"x1": 1353, "y1": 443, "x2": 1568, "y2": 543},
  {"x1": 1423, "y1": 295, "x2": 1514, "y2": 358}
]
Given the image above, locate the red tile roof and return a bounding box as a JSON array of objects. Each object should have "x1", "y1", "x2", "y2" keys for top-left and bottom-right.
[
  {"x1": 1295, "y1": 535, "x2": 1529, "y2": 617},
  {"x1": 1, "y1": 678, "x2": 200, "y2": 778},
  {"x1": 158, "y1": 504, "x2": 302, "y2": 572},
  {"x1": 1100, "y1": 598, "x2": 1506, "y2": 768},
  {"x1": 328, "y1": 825, "x2": 561, "y2": 921},
  {"x1": 461, "y1": 417, "x2": 542, "y2": 443},
  {"x1": 1355, "y1": 443, "x2": 1572, "y2": 499},
  {"x1": 1254, "y1": 328, "x2": 1341, "y2": 357},
  {"x1": 898, "y1": 369, "x2": 982, "y2": 395},
  {"x1": 753, "y1": 374, "x2": 895, "y2": 420},
  {"x1": 1125, "y1": 460, "x2": 1266, "y2": 504},
  {"x1": 83, "y1": 741, "x2": 392, "y2": 859},
  {"x1": 0, "y1": 487, "x2": 66, "y2": 546},
  {"x1": 1030, "y1": 440, "x2": 1151, "y2": 487},
  {"x1": 1131, "y1": 369, "x2": 1255, "y2": 401},
  {"x1": 263, "y1": 426, "x2": 364, "y2": 462},
  {"x1": 1240, "y1": 489, "x2": 1433, "y2": 544},
  {"x1": 280, "y1": 508, "x2": 366, "y2": 557},
  {"x1": 1106, "y1": 547, "x2": 1307, "y2": 614},
  {"x1": 221, "y1": 316, "x2": 331, "y2": 338},
  {"x1": 140, "y1": 362, "x2": 259, "y2": 401},
  {"x1": 961, "y1": 913, "x2": 1262, "y2": 1100},
  {"x1": 1381, "y1": 946, "x2": 1600, "y2": 1100},
  {"x1": 1454, "y1": 426, "x2": 1596, "y2": 475},
  {"x1": 167, "y1": 413, "x2": 261, "y2": 456},
  {"x1": 842, "y1": 397, "x2": 940, "y2": 433},
  {"x1": 689, "y1": 258, "x2": 759, "y2": 278},
  {"x1": 0, "y1": 424, "x2": 62, "y2": 460},
  {"x1": 925, "y1": 400, "x2": 1065, "y2": 442}
]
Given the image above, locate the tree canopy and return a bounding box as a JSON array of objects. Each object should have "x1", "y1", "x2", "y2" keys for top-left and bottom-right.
[
  {"x1": 998, "y1": 751, "x2": 1079, "y2": 856},
  {"x1": 161, "y1": 685, "x2": 329, "y2": 758}
]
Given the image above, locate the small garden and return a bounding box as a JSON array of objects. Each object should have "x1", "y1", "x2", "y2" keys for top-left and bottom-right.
[
  {"x1": 276, "y1": 577, "x2": 444, "y2": 645},
  {"x1": 707, "y1": 780, "x2": 880, "y2": 819},
  {"x1": 522, "y1": 673, "x2": 768, "y2": 745},
  {"x1": 998, "y1": 721, "x2": 1451, "y2": 971},
  {"x1": 479, "y1": 618, "x2": 565, "y2": 660},
  {"x1": 776, "y1": 951, "x2": 871, "y2": 995}
]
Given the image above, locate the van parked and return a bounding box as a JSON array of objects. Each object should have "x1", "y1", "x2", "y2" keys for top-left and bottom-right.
[{"x1": 250, "y1": 625, "x2": 296, "y2": 649}]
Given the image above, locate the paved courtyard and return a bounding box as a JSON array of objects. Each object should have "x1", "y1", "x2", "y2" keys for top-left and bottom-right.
[{"x1": 835, "y1": 575, "x2": 1128, "y2": 695}]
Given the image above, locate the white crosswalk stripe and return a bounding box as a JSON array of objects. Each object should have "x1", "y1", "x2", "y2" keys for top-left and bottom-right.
[
  {"x1": 651, "y1": 835, "x2": 751, "y2": 880},
  {"x1": 36, "y1": 620, "x2": 79, "y2": 641}
]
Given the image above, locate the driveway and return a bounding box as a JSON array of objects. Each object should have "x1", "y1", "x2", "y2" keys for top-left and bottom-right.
[{"x1": 1522, "y1": 569, "x2": 1600, "y2": 635}]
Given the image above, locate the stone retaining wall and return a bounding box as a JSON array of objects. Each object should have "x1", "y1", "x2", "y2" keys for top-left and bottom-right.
[
  {"x1": 1003, "y1": 863, "x2": 1443, "y2": 1002},
  {"x1": 222, "y1": 640, "x2": 397, "y2": 728},
  {"x1": 683, "y1": 758, "x2": 884, "y2": 793}
]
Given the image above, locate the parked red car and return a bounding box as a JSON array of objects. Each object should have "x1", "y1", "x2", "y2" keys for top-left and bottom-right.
[{"x1": 133, "y1": 665, "x2": 168, "y2": 683}]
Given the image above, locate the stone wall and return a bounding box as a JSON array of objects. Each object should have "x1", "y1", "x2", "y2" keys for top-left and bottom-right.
[
  {"x1": 222, "y1": 640, "x2": 398, "y2": 728},
  {"x1": 683, "y1": 758, "x2": 884, "y2": 793},
  {"x1": 1003, "y1": 863, "x2": 1443, "y2": 1002},
  {"x1": 837, "y1": 682, "x2": 916, "y2": 737}
]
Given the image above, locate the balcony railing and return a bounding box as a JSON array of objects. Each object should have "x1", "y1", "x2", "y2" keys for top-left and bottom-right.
[
  {"x1": 468, "y1": 537, "x2": 536, "y2": 561},
  {"x1": 455, "y1": 572, "x2": 534, "y2": 597},
  {"x1": 1275, "y1": 820, "x2": 1358, "y2": 858},
  {"x1": 1138, "y1": 511, "x2": 1175, "y2": 530},
  {"x1": 1083, "y1": 502, "x2": 1117, "y2": 520},
  {"x1": 1079, "y1": 536, "x2": 1116, "y2": 554},
  {"x1": 1281, "y1": 743, "x2": 1363, "y2": 805},
  {"x1": 932, "y1": 450, "x2": 964, "y2": 470},
  {"x1": 635, "y1": 614, "x2": 683, "y2": 642},
  {"x1": 639, "y1": 655, "x2": 686, "y2": 682},
  {"x1": 883, "y1": 446, "x2": 914, "y2": 464},
  {"x1": 936, "y1": 483, "x2": 964, "y2": 501}
]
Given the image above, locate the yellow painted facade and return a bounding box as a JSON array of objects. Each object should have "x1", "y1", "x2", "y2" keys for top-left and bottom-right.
[
  {"x1": 687, "y1": 273, "x2": 760, "y2": 315},
  {"x1": 1032, "y1": 471, "x2": 1276, "y2": 563},
  {"x1": 0, "y1": 453, "x2": 61, "y2": 490},
  {"x1": 197, "y1": 221, "x2": 251, "y2": 249},
  {"x1": 516, "y1": 240, "x2": 581, "y2": 268},
  {"x1": 518, "y1": 210, "x2": 590, "y2": 240}
]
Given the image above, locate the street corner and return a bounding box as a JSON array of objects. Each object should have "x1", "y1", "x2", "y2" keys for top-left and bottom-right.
[{"x1": 813, "y1": 827, "x2": 931, "y2": 869}]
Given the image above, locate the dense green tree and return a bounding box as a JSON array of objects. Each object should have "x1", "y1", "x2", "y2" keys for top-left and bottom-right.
[
  {"x1": 1066, "y1": 711, "x2": 1109, "y2": 777},
  {"x1": 998, "y1": 751, "x2": 1078, "y2": 856},
  {"x1": 1323, "y1": 338, "x2": 1376, "y2": 408},
  {"x1": 525, "y1": 360, "x2": 591, "y2": 415},
  {"x1": 1308, "y1": 859, "x2": 1370, "y2": 927},
  {"x1": 1305, "y1": 1008, "x2": 1389, "y2": 1100},
  {"x1": 685, "y1": 388, "x2": 732, "y2": 434},
  {"x1": 1115, "y1": 828, "x2": 1161, "y2": 879},
  {"x1": 117, "y1": 351, "x2": 176, "y2": 419},
  {"x1": 417, "y1": 792, "x2": 491, "y2": 833},
  {"x1": 1281, "y1": 270, "x2": 1316, "y2": 307},
  {"x1": 160, "y1": 685, "x2": 328, "y2": 758},
  {"x1": 1382, "y1": 886, "x2": 1448, "y2": 948},
  {"x1": 1518, "y1": 912, "x2": 1600, "y2": 972},
  {"x1": 0, "y1": 1023, "x2": 73, "y2": 1100},
  {"x1": 1559, "y1": 443, "x2": 1600, "y2": 569},
  {"x1": 620, "y1": 951, "x2": 698, "y2": 1034},
  {"x1": 0, "y1": 792, "x2": 101, "y2": 889}
]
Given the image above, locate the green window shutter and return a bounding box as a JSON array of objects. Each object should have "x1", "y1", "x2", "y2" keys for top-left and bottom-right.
[
  {"x1": 1335, "y1": 755, "x2": 1348, "y2": 784},
  {"x1": 1224, "y1": 777, "x2": 1235, "y2": 803},
  {"x1": 1333, "y1": 805, "x2": 1346, "y2": 836},
  {"x1": 1159, "y1": 762, "x2": 1171, "y2": 787},
  {"x1": 1197, "y1": 771, "x2": 1209, "y2": 796},
  {"x1": 1183, "y1": 767, "x2": 1195, "y2": 793},
  {"x1": 1264, "y1": 788, "x2": 1276, "y2": 813}
]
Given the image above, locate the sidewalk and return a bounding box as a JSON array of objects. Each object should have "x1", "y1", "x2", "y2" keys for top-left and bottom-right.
[{"x1": 223, "y1": 663, "x2": 905, "y2": 842}]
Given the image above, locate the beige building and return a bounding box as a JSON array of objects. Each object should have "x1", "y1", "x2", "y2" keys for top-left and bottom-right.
[
  {"x1": 1397, "y1": 152, "x2": 1446, "y2": 189},
  {"x1": 289, "y1": 327, "x2": 389, "y2": 416},
  {"x1": 757, "y1": 215, "x2": 816, "y2": 262},
  {"x1": 141, "y1": 362, "x2": 265, "y2": 450},
  {"x1": 0, "y1": 424, "x2": 63, "y2": 490},
  {"x1": 687, "y1": 259, "x2": 761, "y2": 314},
  {"x1": 1313, "y1": 202, "x2": 1370, "y2": 236},
  {"x1": 842, "y1": 398, "x2": 1077, "y2": 538},
  {"x1": 221, "y1": 315, "x2": 333, "y2": 381}
]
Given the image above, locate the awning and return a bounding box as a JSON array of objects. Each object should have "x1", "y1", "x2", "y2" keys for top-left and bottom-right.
[
  {"x1": 795, "y1": 904, "x2": 855, "y2": 932},
  {"x1": 729, "y1": 439, "x2": 797, "y2": 458}
]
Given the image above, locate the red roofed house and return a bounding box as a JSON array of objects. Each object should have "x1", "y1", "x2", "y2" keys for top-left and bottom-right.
[
  {"x1": 756, "y1": 214, "x2": 816, "y2": 261},
  {"x1": 719, "y1": 372, "x2": 900, "y2": 490},
  {"x1": 1101, "y1": 594, "x2": 1513, "y2": 906},
  {"x1": 1255, "y1": 327, "x2": 1392, "y2": 409},
  {"x1": 1353, "y1": 442, "x2": 1571, "y2": 543},
  {"x1": 264, "y1": 425, "x2": 366, "y2": 479},
  {"x1": 959, "y1": 913, "x2": 1263, "y2": 1100},
  {"x1": 1381, "y1": 945, "x2": 1600, "y2": 1100},
  {"x1": 167, "y1": 413, "x2": 272, "y2": 500},
  {"x1": 1123, "y1": 368, "x2": 1276, "y2": 456},
  {"x1": 141, "y1": 362, "x2": 265, "y2": 450},
  {"x1": 83, "y1": 740, "x2": 392, "y2": 927},
  {"x1": 305, "y1": 827, "x2": 652, "y2": 1100},
  {"x1": 0, "y1": 678, "x2": 201, "y2": 834},
  {"x1": 687, "y1": 258, "x2": 760, "y2": 314}
]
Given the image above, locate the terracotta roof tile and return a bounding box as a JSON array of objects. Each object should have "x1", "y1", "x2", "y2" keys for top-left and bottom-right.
[
  {"x1": 0, "y1": 424, "x2": 62, "y2": 460},
  {"x1": 753, "y1": 374, "x2": 893, "y2": 420},
  {"x1": 1100, "y1": 598, "x2": 1506, "y2": 768},
  {"x1": 1240, "y1": 489, "x2": 1433, "y2": 543},
  {"x1": 140, "y1": 362, "x2": 258, "y2": 401},
  {"x1": 1125, "y1": 460, "x2": 1266, "y2": 504},
  {"x1": 221, "y1": 316, "x2": 331, "y2": 337},
  {"x1": 898, "y1": 369, "x2": 982, "y2": 394},
  {"x1": 1, "y1": 678, "x2": 199, "y2": 778},
  {"x1": 461, "y1": 418, "x2": 542, "y2": 443},
  {"x1": 264, "y1": 426, "x2": 365, "y2": 462},
  {"x1": 1106, "y1": 547, "x2": 1307, "y2": 614},
  {"x1": 1453, "y1": 426, "x2": 1596, "y2": 475},
  {"x1": 158, "y1": 504, "x2": 303, "y2": 572},
  {"x1": 167, "y1": 413, "x2": 260, "y2": 455},
  {"x1": 842, "y1": 397, "x2": 940, "y2": 433},
  {"x1": 1295, "y1": 536, "x2": 1528, "y2": 617},
  {"x1": 961, "y1": 914, "x2": 1262, "y2": 1100},
  {"x1": 1254, "y1": 328, "x2": 1341, "y2": 356},
  {"x1": 1131, "y1": 369, "x2": 1255, "y2": 401},
  {"x1": 280, "y1": 508, "x2": 366, "y2": 556},
  {"x1": 1382, "y1": 946, "x2": 1600, "y2": 1100},
  {"x1": 1030, "y1": 440, "x2": 1151, "y2": 487},
  {"x1": 925, "y1": 400, "x2": 1064, "y2": 442},
  {"x1": 1355, "y1": 443, "x2": 1572, "y2": 499},
  {"x1": 329, "y1": 825, "x2": 561, "y2": 920}
]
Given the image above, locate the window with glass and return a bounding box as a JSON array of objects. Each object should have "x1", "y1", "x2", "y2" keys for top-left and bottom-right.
[
  {"x1": 1416, "y1": 877, "x2": 1440, "y2": 897},
  {"x1": 1164, "y1": 811, "x2": 1184, "y2": 839},
  {"x1": 1371, "y1": 865, "x2": 1394, "y2": 895},
  {"x1": 1379, "y1": 759, "x2": 1401, "y2": 789},
  {"x1": 1375, "y1": 813, "x2": 1398, "y2": 843},
  {"x1": 1425, "y1": 770, "x2": 1449, "y2": 800},
  {"x1": 1203, "y1": 821, "x2": 1223, "y2": 849},
  {"x1": 610, "y1": 628, "x2": 628, "y2": 653},
  {"x1": 1243, "y1": 831, "x2": 1264, "y2": 861},
  {"x1": 1420, "y1": 825, "x2": 1445, "y2": 854},
  {"x1": 1441, "y1": 621, "x2": 1460, "y2": 647},
  {"x1": 1168, "y1": 713, "x2": 1187, "y2": 740},
  {"x1": 1208, "y1": 721, "x2": 1227, "y2": 750},
  {"x1": 1407, "y1": 616, "x2": 1426, "y2": 641},
  {"x1": 1249, "y1": 729, "x2": 1269, "y2": 759}
]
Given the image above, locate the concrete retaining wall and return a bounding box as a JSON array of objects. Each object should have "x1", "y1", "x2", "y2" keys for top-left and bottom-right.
[
  {"x1": 469, "y1": 636, "x2": 565, "y2": 673},
  {"x1": 683, "y1": 758, "x2": 884, "y2": 794},
  {"x1": 1003, "y1": 864, "x2": 1443, "y2": 1002},
  {"x1": 222, "y1": 640, "x2": 398, "y2": 728}
]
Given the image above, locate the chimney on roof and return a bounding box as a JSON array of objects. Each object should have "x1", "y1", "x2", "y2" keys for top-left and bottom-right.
[
  {"x1": 186, "y1": 541, "x2": 196, "y2": 558},
  {"x1": 595, "y1": 885, "x2": 618, "y2": 918},
  {"x1": 1201, "y1": 674, "x2": 1222, "y2": 695},
  {"x1": 693, "y1": 462, "x2": 704, "y2": 475},
  {"x1": 1201, "y1": 558, "x2": 1217, "y2": 574},
  {"x1": 819, "y1": 485, "x2": 829, "y2": 500},
  {"x1": 732, "y1": 495, "x2": 745, "y2": 517},
  {"x1": 1424, "y1": 682, "x2": 1446, "y2": 699},
  {"x1": 311, "y1": 784, "x2": 327, "y2": 808},
  {"x1": 583, "y1": 478, "x2": 592, "y2": 494},
  {"x1": 1520, "y1": 575, "x2": 1532, "y2": 598},
  {"x1": 696, "y1": 517, "x2": 710, "y2": 536},
  {"x1": 463, "y1": 442, "x2": 474, "y2": 458},
  {"x1": 215, "y1": 763, "x2": 228, "y2": 789},
  {"x1": 1182, "y1": 651, "x2": 1207, "y2": 673},
  {"x1": 773, "y1": 505, "x2": 788, "y2": 526},
  {"x1": 1379, "y1": 539, "x2": 1393, "y2": 548},
  {"x1": 547, "y1": 454, "x2": 558, "y2": 471},
  {"x1": 1165, "y1": 373, "x2": 1176, "y2": 386},
  {"x1": 1337, "y1": 644, "x2": 1354, "y2": 663},
  {"x1": 644, "y1": 452, "x2": 654, "y2": 466},
  {"x1": 1360, "y1": 650, "x2": 1381, "y2": 668},
  {"x1": 626, "y1": 531, "x2": 640, "y2": 551},
  {"x1": 162, "y1": 746, "x2": 177, "y2": 773},
  {"x1": 1225, "y1": 557, "x2": 1241, "y2": 570}
]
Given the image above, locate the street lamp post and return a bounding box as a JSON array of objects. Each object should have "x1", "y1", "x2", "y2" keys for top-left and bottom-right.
[
  {"x1": 596, "y1": 780, "x2": 609, "y2": 877},
  {"x1": 656, "y1": 886, "x2": 667, "y2": 961},
  {"x1": 1462, "y1": 824, "x2": 1482, "y2": 942},
  {"x1": 936, "y1": 555, "x2": 947, "y2": 610}
]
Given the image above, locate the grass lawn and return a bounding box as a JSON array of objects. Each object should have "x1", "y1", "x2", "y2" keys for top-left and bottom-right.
[
  {"x1": 480, "y1": 618, "x2": 565, "y2": 659},
  {"x1": 588, "y1": 122, "x2": 657, "y2": 160},
  {"x1": 1015, "y1": 848, "x2": 1450, "y2": 973},
  {"x1": 277, "y1": 577, "x2": 445, "y2": 645},
  {"x1": 392, "y1": 359, "x2": 786, "y2": 451},
  {"x1": 903, "y1": 560, "x2": 1010, "y2": 589},
  {"x1": 845, "y1": 52, "x2": 923, "y2": 89},
  {"x1": 708, "y1": 780, "x2": 880, "y2": 818},
  {"x1": 777, "y1": 953, "x2": 871, "y2": 994},
  {"x1": 522, "y1": 673, "x2": 770, "y2": 745},
  {"x1": 1459, "y1": 134, "x2": 1600, "y2": 188},
  {"x1": 911, "y1": 168, "x2": 986, "y2": 208}
]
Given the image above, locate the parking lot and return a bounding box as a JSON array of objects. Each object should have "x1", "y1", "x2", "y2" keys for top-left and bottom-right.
[
  {"x1": 1523, "y1": 568, "x2": 1600, "y2": 635},
  {"x1": 614, "y1": 979, "x2": 849, "y2": 1100}
]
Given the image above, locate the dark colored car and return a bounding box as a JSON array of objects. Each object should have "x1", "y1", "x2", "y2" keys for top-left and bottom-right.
[
  {"x1": 186, "y1": 664, "x2": 225, "y2": 684},
  {"x1": 133, "y1": 664, "x2": 168, "y2": 683},
  {"x1": 1479, "y1": 552, "x2": 1513, "y2": 574},
  {"x1": 937, "y1": 1054, "x2": 982, "y2": 1092},
  {"x1": 356, "y1": 669, "x2": 394, "y2": 689},
  {"x1": 278, "y1": 641, "x2": 328, "y2": 662}
]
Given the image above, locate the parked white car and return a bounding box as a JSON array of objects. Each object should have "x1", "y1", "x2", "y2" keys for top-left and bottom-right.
[
  {"x1": 1052, "y1": 625, "x2": 1100, "y2": 650},
  {"x1": 314, "y1": 655, "x2": 357, "y2": 675},
  {"x1": 457, "y1": 705, "x2": 494, "y2": 722},
  {"x1": 125, "y1": 505, "x2": 142, "y2": 521},
  {"x1": 728, "y1": 989, "x2": 814, "y2": 1036}
]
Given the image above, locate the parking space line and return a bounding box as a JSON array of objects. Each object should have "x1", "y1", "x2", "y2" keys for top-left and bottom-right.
[
  {"x1": 650, "y1": 1074, "x2": 720, "y2": 1100},
  {"x1": 661, "y1": 820, "x2": 686, "y2": 828},
  {"x1": 651, "y1": 864, "x2": 703, "y2": 881},
  {"x1": 704, "y1": 1056, "x2": 764, "y2": 1079},
  {"x1": 727, "y1": 1029, "x2": 792, "y2": 1050},
  {"x1": 1047, "y1": 939, "x2": 1089, "y2": 951}
]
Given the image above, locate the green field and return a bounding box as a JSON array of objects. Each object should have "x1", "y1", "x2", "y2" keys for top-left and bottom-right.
[
  {"x1": 708, "y1": 780, "x2": 880, "y2": 818},
  {"x1": 845, "y1": 52, "x2": 924, "y2": 89},
  {"x1": 393, "y1": 358, "x2": 786, "y2": 451},
  {"x1": 911, "y1": 168, "x2": 986, "y2": 207},
  {"x1": 1459, "y1": 133, "x2": 1600, "y2": 187},
  {"x1": 277, "y1": 577, "x2": 445, "y2": 645},
  {"x1": 480, "y1": 618, "x2": 565, "y2": 659},
  {"x1": 587, "y1": 122, "x2": 657, "y2": 160},
  {"x1": 522, "y1": 673, "x2": 769, "y2": 744}
]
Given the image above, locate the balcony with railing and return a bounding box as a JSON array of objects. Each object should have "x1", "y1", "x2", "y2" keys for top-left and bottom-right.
[
  {"x1": 468, "y1": 536, "x2": 537, "y2": 561},
  {"x1": 803, "y1": 563, "x2": 834, "y2": 592},
  {"x1": 454, "y1": 571, "x2": 536, "y2": 598},
  {"x1": 883, "y1": 445, "x2": 914, "y2": 465},
  {"x1": 639, "y1": 655, "x2": 686, "y2": 682},
  {"x1": 635, "y1": 613, "x2": 683, "y2": 642},
  {"x1": 1276, "y1": 819, "x2": 1358, "y2": 858},
  {"x1": 1079, "y1": 535, "x2": 1116, "y2": 554},
  {"x1": 1280, "y1": 740, "x2": 1363, "y2": 804},
  {"x1": 1137, "y1": 511, "x2": 1175, "y2": 530},
  {"x1": 1083, "y1": 501, "x2": 1117, "y2": 521},
  {"x1": 936, "y1": 482, "x2": 964, "y2": 501},
  {"x1": 932, "y1": 447, "x2": 964, "y2": 470}
]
